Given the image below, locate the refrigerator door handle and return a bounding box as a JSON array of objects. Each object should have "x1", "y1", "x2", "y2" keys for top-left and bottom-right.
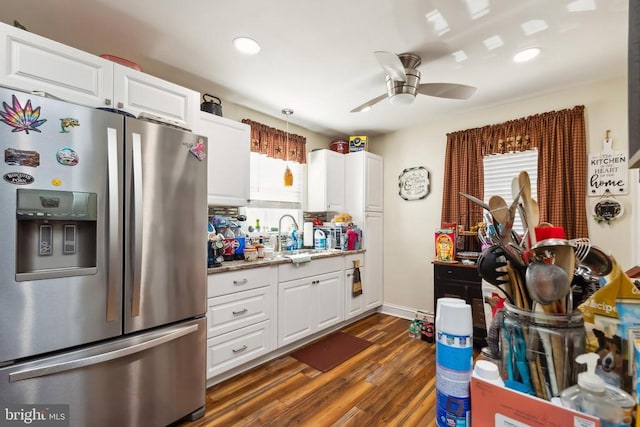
[
  {"x1": 106, "y1": 127, "x2": 120, "y2": 322},
  {"x1": 8, "y1": 324, "x2": 199, "y2": 382},
  {"x1": 131, "y1": 132, "x2": 143, "y2": 317}
]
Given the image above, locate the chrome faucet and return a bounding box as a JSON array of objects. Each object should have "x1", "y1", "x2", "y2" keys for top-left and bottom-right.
[{"x1": 276, "y1": 214, "x2": 299, "y2": 252}]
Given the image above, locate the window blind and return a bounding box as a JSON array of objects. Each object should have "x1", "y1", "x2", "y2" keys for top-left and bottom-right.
[{"x1": 483, "y1": 149, "x2": 538, "y2": 234}]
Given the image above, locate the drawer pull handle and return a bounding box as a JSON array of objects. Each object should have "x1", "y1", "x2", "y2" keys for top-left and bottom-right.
[
  {"x1": 232, "y1": 345, "x2": 248, "y2": 354},
  {"x1": 232, "y1": 308, "x2": 248, "y2": 315},
  {"x1": 233, "y1": 279, "x2": 248, "y2": 285},
  {"x1": 346, "y1": 273, "x2": 353, "y2": 277}
]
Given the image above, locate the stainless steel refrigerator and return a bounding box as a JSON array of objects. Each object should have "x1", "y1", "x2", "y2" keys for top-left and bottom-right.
[{"x1": 0, "y1": 86, "x2": 207, "y2": 426}]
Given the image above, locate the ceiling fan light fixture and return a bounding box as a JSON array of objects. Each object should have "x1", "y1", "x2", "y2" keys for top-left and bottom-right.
[
  {"x1": 513, "y1": 47, "x2": 541, "y2": 63},
  {"x1": 389, "y1": 93, "x2": 415, "y2": 106},
  {"x1": 233, "y1": 37, "x2": 261, "y2": 55}
]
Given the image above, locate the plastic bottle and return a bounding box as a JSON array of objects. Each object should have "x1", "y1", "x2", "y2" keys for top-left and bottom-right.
[
  {"x1": 222, "y1": 225, "x2": 237, "y2": 261},
  {"x1": 560, "y1": 353, "x2": 634, "y2": 427},
  {"x1": 436, "y1": 301, "x2": 473, "y2": 427},
  {"x1": 314, "y1": 229, "x2": 326, "y2": 249},
  {"x1": 472, "y1": 360, "x2": 504, "y2": 387}
]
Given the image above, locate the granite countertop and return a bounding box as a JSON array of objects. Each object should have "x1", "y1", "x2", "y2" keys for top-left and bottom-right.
[{"x1": 208, "y1": 249, "x2": 366, "y2": 274}]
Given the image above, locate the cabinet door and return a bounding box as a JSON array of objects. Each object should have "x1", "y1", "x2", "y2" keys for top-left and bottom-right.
[
  {"x1": 345, "y1": 267, "x2": 365, "y2": 319},
  {"x1": 325, "y1": 151, "x2": 345, "y2": 211},
  {"x1": 365, "y1": 152, "x2": 384, "y2": 211},
  {"x1": 307, "y1": 149, "x2": 345, "y2": 211},
  {"x1": 197, "y1": 112, "x2": 250, "y2": 206},
  {"x1": 113, "y1": 64, "x2": 199, "y2": 130},
  {"x1": 364, "y1": 212, "x2": 384, "y2": 309},
  {"x1": 314, "y1": 272, "x2": 343, "y2": 330},
  {"x1": 278, "y1": 277, "x2": 314, "y2": 347},
  {"x1": 0, "y1": 22, "x2": 114, "y2": 107}
]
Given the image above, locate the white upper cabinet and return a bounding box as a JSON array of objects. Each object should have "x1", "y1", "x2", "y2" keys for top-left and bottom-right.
[
  {"x1": 345, "y1": 151, "x2": 384, "y2": 219},
  {"x1": 0, "y1": 22, "x2": 199, "y2": 130},
  {"x1": 307, "y1": 149, "x2": 345, "y2": 212},
  {"x1": 196, "y1": 112, "x2": 250, "y2": 207},
  {"x1": 0, "y1": 22, "x2": 114, "y2": 107},
  {"x1": 113, "y1": 65, "x2": 199, "y2": 130}
]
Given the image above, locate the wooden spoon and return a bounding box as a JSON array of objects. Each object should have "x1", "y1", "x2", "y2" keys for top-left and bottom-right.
[
  {"x1": 518, "y1": 171, "x2": 539, "y2": 246},
  {"x1": 488, "y1": 195, "x2": 509, "y2": 227}
]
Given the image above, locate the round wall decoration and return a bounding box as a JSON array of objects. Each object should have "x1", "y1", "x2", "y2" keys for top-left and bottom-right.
[
  {"x1": 592, "y1": 197, "x2": 623, "y2": 224},
  {"x1": 398, "y1": 166, "x2": 430, "y2": 200}
]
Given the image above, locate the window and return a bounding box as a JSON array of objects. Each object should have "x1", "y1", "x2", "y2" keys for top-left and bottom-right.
[
  {"x1": 249, "y1": 152, "x2": 304, "y2": 206},
  {"x1": 483, "y1": 149, "x2": 538, "y2": 234}
]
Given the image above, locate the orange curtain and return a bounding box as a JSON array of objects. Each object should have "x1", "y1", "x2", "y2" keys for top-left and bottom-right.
[
  {"x1": 441, "y1": 105, "x2": 588, "y2": 239},
  {"x1": 241, "y1": 119, "x2": 306, "y2": 164}
]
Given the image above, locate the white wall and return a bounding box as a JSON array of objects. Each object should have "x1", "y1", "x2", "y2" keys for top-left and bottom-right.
[{"x1": 369, "y1": 76, "x2": 630, "y2": 313}]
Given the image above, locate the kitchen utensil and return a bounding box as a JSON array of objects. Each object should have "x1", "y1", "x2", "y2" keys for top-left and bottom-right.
[
  {"x1": 201, "y1": 93, "x2": 223, "y2": 116},
  {"x1": 533, "y1": 302, "x2": 559, "y2": 396},
  {"x1": 525, "y1": 260, "x2": 571, "y2": 305},
  {"x1": 460, "y1": 192, "x2": 490, "y2": 211},
  {"x1": 579, "y1": 245, "x2": 614, "y2": 277},
  {"x1": 518, "y1": 171, "x2": 539, "y2": 246},
  {"x1": 571, "y1": 238, "x2": 591, "y2": 263},
  {"x1": 489, "y1": 195, "x2": 509, "y2": 227}
]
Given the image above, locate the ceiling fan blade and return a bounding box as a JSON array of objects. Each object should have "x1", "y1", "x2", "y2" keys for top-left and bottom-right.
[
  {"x1": 417, "y1": 83, "x2": 477, "y2": 100},
  {"x1": 350, "y1": 93, "x2": 388, "y2": 113},
  {"x1": 374, "y1": 51, "x2": 406, "y2": 82}
]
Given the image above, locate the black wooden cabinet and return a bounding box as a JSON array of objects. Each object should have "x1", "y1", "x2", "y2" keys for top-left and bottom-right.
[{"x1": 434, "y1": 263, "x2": 487, "y2": 348}]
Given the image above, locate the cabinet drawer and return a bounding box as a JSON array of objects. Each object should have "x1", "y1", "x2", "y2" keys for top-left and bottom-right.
[
  {"x1": 344, "y1": 252, "x2": 364, "y2": 268},
  {"x1": 207, "y1": 287, "x2": 273, "y2": 338},
  {"x1": 434, "y1": 264, "x2": 480, "y2": 283},
  {"x1": 206, "y1": 320, "x2": 273, "y2": 379},
  {"x1": 278, "y1": 256, "x2": 342, "y2": 282},
  {"x1": 208, "y1": 266, "x2": 275, "y2": 297}
]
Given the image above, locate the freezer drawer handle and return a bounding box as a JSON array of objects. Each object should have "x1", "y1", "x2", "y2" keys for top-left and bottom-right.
[
  {"x1": 232, "y1": 308, "x2": 248, "y2": 316},
  {"x1": 232, "y1": 345, "x2": 248, "y2": 354},
  {"x1": 8, "y1": 324, "x2": 199, "y2": 382},
  {"x1": 233, "y1": 279, "x2": 248, "y2": 285}
]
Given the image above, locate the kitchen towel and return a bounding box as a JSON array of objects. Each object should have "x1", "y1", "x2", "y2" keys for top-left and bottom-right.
[{"x1": 352, "y1": 260, "x2": 362, "y2": 297}]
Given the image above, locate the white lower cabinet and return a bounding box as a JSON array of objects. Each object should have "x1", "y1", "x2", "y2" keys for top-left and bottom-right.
[
  {"x1": 206, "y1": 266, "x2": 276, "y2": 380},
  {"x1": 344, "y1": 253, "x2": 365, "y2": 319},
  {"x1": 364, "y1": 212, "x2": 384, "y2": 310},
  {"x1": 277, "y1": 257, "x2": 344, "y2": 347},
  {"x1": 206, "y1": 321, "x2": 273, "y2": 379}
]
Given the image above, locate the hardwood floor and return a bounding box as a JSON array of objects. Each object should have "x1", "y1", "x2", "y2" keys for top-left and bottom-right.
[{"x1": 182, "y1": 313, "x2": 439, "y2": 427}]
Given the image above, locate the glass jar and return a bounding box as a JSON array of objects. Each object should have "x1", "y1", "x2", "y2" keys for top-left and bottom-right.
[{"x1": 500, "y1": 302, "x2": 585, "y2": 400}]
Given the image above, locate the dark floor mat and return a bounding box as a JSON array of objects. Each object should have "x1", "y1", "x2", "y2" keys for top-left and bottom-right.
[{"x1": 290, "y1": 332, "x2": 373, "y2": 372}]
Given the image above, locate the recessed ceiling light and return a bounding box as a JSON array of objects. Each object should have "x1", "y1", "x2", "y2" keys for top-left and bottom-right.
[
  {"x1": 513, "y1": 47, "x2": 541, "y2": 63},
  {"x1": 233, "y1": 37, "x2": 261, "y2": 55}
]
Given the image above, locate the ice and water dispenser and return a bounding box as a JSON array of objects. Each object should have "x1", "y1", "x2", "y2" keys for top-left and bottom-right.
[{"x1": 15, "y1": 189, "x2": 98, "y2": 281}]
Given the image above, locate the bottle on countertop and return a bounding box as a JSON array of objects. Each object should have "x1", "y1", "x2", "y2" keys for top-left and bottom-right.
[
  {"x1": 314, "y1": 229, "x2": 326, "y2": 249},
  {"x1": 559, "y1": 353, "x2": 634, "y2": 426}
]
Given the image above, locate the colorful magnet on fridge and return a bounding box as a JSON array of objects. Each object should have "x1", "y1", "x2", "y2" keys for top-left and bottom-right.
[
  {"x1": 56, "y1": 147, "x2": 79, "y2": 166},
  {"x1": 3, "y1": 172, "x2": 34, "y2": 185},
  {"x1": 188, "y1": 138, "x2": 206, "y2": 161},
  {"x1": 59, "y1": 117, "x2": 80, "y2": 133},
  {"x1": 4, "y1": 148, "x2": 40, "y2": 167},
  {"x1": 0, "y1": 95, "x2": 47, "y2": 134},
  {"x1": 51, "y1": 178, "x2": 62, "y2": 187}
]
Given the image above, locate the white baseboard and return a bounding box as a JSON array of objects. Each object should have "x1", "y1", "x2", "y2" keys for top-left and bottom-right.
[{"x1": 378, "y1": 302, "x2": 427, "y2": 320}]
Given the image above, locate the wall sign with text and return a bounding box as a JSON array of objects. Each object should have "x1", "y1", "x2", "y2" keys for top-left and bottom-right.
[
  {"x1": 398, "y1": 166, "x2": 430, "y2": 200},
  {"x1": 587, "y1": 136, "x2": 627, "y2": 196}
]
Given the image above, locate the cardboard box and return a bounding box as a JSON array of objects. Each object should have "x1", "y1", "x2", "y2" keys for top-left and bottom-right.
[
  {"x1": 349, "y1": 135, "x2": 367, "y2": 152},
  {"x1": 435, "y1": 229, "x2": 456, "y2": 262},
  {"x1": 471, "y1": 377, "x2": 601, "y2": 426}
]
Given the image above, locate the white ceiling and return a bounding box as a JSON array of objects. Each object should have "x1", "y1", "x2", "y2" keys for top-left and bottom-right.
[{"x1": 0, "y1": 0, "x2": 629, "y2": 138}]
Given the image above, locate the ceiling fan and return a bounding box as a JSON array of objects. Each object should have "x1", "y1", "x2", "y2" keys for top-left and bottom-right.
[{"x1": 350, "y1": 51, "x2": 477, "y2": 113}]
